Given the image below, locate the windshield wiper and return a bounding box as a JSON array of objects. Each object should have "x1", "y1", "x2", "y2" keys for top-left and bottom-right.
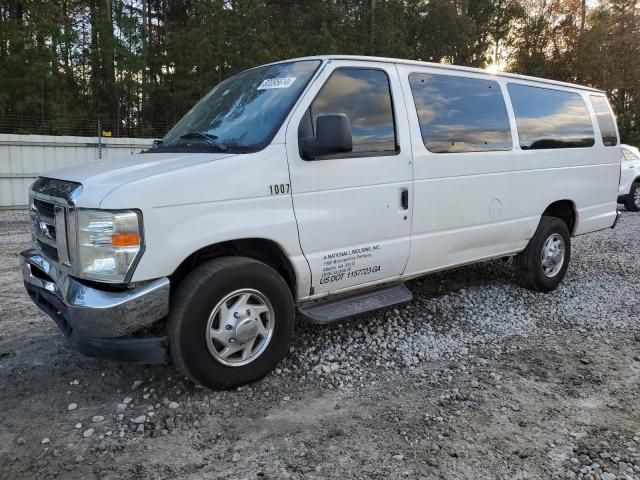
[{"x1": 179, "y1": 131, "x2": 228, "y2": 152}]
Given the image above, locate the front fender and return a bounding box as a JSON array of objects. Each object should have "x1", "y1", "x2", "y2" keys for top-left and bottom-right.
[{"x1": 98, "y1": 145, "x2": 311, "y2": 298}]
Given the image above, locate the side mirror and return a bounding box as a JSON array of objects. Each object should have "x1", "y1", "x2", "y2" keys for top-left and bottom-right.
[{"x1": 301, "y1": 114, "x2": 353, "y2": 160}]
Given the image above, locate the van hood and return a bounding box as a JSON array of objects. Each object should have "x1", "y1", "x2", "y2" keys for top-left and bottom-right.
[{"x1": 44, "y1": 152, "x2": 235, "y2": 207}]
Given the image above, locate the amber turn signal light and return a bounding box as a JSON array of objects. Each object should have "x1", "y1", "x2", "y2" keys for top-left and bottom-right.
[{"x1": 111, "y1": 232, "x2": 140, "y2": 247}]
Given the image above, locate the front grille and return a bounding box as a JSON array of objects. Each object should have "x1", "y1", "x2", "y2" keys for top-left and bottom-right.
[
  {"x1": 31, "y1": 197, "x2": 59, "y2": 260},
  {"x1": 37, "y1": 240, "x2": 59, "y2": 261},
  {"x1": 30, "y1": 178, "x2": 82, "y2": 267},
  {"x1": 32, "y1": 200, "x2": 57, "y2": 240},
  {"x1": 34, "y1": 198, "x2": 55, "y2": 219}
]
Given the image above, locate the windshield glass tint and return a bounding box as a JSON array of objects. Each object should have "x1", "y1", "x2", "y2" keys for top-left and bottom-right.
[{"x1": 161, "y1": 60, "x2": 321, "y2": 151}]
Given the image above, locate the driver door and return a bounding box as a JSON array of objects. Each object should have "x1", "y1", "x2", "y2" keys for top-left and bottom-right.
[{"x1": 285, "y1": 61, "x2": 414, "y2": 297}]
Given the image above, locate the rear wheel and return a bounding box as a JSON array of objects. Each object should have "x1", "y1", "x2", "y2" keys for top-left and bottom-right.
[
  {"x1": 625, "y1": 182, "x2": 640, "y2": 212},
  {"x1": 169, "y1": 256, "x2": 294, "y2": 389},
  {"x1": 514, "y1": 216, "x2": 571, "y2": 292}
]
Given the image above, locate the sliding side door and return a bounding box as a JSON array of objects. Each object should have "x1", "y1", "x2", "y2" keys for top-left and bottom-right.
[{"x1": 396, "y1": 66, "x2": 519, "y2": 276}]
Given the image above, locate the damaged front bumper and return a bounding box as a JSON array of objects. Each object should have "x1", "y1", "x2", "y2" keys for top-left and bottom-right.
[{"x1": 20, "y1": 248, "x2": 170, "y2": 363}]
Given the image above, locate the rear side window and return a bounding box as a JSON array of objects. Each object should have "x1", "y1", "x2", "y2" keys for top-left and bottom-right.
[
  {"x1": 623, "y1": 149, "x2": 639, "y2": 161},
  {"x1": 508, "y1": 84, "x2": 595, "y2": 150},
  {"x1": 308, "y1": 68, "x2": 397, "y2": 155},
  {"x1": 408, "y1": 73, "x2": 512, "y2": 153},
  {"x1": 589, "y1": 95, "x2": 618, "y2": 146}
]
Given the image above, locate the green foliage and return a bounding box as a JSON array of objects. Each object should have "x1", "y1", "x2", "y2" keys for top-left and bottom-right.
[
  {"x1": 0, "y1": 0, "x2": 638, "y2": 144},
  {"x1": 507, "y1": 0, "x2": 639, "y2": 144}
]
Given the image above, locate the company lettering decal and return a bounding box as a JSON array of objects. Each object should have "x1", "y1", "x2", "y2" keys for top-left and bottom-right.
[{"x1": 319, "y1": 244, "x2": 382, "y2": 285}]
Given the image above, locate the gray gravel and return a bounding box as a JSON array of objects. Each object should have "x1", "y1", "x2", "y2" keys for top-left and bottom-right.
[{"x1": 1, "y1": 208, "x2": 639, "y2": 479}]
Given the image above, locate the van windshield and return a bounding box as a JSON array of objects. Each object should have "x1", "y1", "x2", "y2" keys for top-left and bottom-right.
[{"x1": 157, "y1": 60, "x2": 321, "y2": 153}]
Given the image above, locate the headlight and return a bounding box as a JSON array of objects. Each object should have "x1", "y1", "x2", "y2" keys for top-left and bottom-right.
[{"x1": 76, "y1": 209, "x2": 143, "y2": 283}]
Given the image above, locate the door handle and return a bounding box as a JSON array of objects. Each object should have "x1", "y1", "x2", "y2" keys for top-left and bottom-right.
[{"x1": 401, "y1": 188, "x2": 409, "y2": 210}]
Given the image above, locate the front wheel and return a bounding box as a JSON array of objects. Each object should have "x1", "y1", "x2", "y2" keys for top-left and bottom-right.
[
  {"x1": 625, "y1": 182, "x2": 640, "y2": 212},
  {"x1": 514, "y1": 216, "x2": 571, "y2": 292},
  {"x1": 169, "y1": 257, "x2": 294, "y2": 389}
]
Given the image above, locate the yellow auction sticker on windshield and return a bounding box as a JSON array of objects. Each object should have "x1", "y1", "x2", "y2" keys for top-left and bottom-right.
[{"x1": 257, "y1": 77, "x2": 297, "y2": 90}]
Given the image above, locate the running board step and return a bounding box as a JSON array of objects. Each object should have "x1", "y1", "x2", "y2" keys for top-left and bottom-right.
[{"x1": 298, "y1": 283, "x2": 413, "y2": 325}]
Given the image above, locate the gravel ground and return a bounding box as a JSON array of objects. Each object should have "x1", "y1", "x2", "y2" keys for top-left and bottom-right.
[{"x1": 1, "y1": 208, "x2": 639, "y2": 480}]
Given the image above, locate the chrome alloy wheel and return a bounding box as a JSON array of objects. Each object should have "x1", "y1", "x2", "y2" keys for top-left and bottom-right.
[
  {"x1": 634, "y1": 187, "x2": 640, "y2": 209},
  {"x1": 205, "y1": 289, "x2": 274, "y2": 367},
  {"x1": 541, "y1": 233, "x2": 565, "y2": 278}
]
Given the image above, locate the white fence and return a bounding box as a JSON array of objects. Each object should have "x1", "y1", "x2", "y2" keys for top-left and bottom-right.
[{"x1": 0, "y1": 134, "x2": 153, "y2": 208}]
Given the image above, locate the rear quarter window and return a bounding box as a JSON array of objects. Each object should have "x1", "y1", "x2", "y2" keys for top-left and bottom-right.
[
  {"x1": 507, "y1": 84, "x2": 595, "y2": 150},
  {"x1": 589, "y1": 95, "x2": 618, "y2": 146}
]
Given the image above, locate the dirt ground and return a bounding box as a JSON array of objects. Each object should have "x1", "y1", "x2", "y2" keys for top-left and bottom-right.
[{"x1": 1, "y1": 209, "x2": 639, "y2": 480}]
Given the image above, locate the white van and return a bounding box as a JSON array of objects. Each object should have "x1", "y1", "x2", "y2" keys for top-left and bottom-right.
[
  {"x1": 618, "y1": 144, "x2": 640, "y2": 211},
  {"x1": 21, "y1": 56, "x2": 621, "y2": 389}
]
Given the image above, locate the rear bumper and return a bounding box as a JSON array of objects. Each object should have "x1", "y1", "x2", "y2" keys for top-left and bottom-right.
[{"x1": 21, "y1": 248, "x2": 170, "y2": 363}]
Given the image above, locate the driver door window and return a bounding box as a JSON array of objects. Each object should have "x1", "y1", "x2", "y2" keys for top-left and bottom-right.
[{"x1": 299, "y1": 68, "x2": 398, "y2": 157}]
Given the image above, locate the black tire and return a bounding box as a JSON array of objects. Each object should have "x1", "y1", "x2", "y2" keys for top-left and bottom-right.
[
  {"x1": 514, "y1": 216, "x2": 571, "y2": 292},
  {"x1": 624, "y1": 182, "x2": 640, "y2": 212},
  {"x1": 169, "y1": 256, "x2": 294, "y2": 389}
]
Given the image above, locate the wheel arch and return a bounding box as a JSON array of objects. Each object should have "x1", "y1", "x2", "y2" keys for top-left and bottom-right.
[
  {"x1": 542, "y1": 199, "x2": 578, "y2": 235},
  {"x1": 170, "y1": 238, "x2": 299, "y2": 299}
]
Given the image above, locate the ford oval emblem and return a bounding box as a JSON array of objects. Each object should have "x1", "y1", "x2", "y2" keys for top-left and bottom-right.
[{"x1": 34, "y1": 216, "x2": 49, "y2": 237}]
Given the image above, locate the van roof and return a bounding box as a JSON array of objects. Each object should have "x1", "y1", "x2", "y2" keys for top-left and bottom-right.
[{"x1": 275, "y1": 55, "x2": 604, "y2": 94}]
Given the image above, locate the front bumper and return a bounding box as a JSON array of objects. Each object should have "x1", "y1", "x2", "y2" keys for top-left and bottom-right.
[{"x1": 21, "y1": 248, "x2": 170, "y2": 363}]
